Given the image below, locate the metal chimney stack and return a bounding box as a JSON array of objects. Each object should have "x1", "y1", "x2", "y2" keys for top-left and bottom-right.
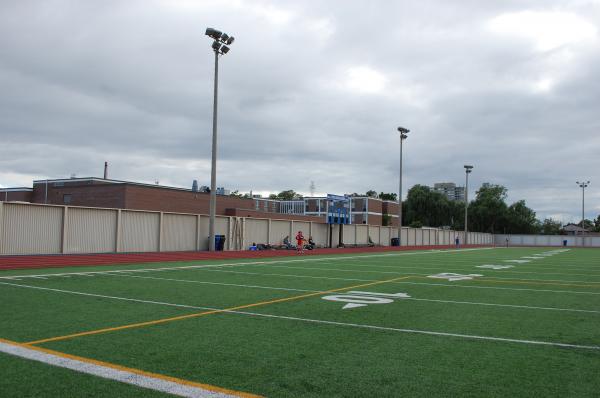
[{"x1": 104, "y1": 162, "x2": 108, "y2": 179}]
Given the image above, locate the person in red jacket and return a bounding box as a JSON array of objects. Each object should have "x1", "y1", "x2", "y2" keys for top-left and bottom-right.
[{"x1": 295, "y1": 230, "x2": 305, "y2": 254}]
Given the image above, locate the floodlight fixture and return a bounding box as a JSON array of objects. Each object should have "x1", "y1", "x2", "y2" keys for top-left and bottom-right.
[
  {"x1": 205, "y1": 28, "x2": 222, "y2": 40},
  {"x1": 220, "y1": 33, "x2": 229, "y2": 42},
  {"x1": 221, "y1": 45, "x2": 230, "y2": 54},
  {"x1": 212, "y1": 41, "x2": 221, "y2": 51},
  {"x1": 464, "y1": 165, "x2": 473, "y2": 173},
  {"x1": 226, "y1": 36, "x2": 235, "y2": 45}
]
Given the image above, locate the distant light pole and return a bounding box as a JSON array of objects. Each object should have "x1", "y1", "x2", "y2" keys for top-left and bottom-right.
[
  {"x1": 576, "y1": 180, "x2": 590, "y2": 235},
  {"x1": 464, "y1": 165, "x2": 473, "y2": 245},
  {"x1": 205, "y1": 28, "x2": 234, "y2": 251},
  {"x1": 397, "y1": 127, "x2": 410, "y2": 245}
]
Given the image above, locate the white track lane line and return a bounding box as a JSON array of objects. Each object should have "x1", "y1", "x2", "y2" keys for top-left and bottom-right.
[
  {"x1": 0, "y1": 247, "x2": 494, "y2": 280},
  {"x1": 0, "y1": 341, "x2": 244, "y2": 398},
  {"x1": 1, "y1": 281, "x2": 597, "y2": 351}
]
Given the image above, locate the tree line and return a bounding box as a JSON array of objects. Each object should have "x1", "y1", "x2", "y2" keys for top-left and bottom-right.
[
  {"x1": 234, "y1": 186, "x2": 600, "y2": 234},
  {"x1": 401, "y1": 184, "x2": 600, "y2": 234}
]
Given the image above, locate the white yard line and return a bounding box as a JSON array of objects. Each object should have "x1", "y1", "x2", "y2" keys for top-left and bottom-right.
[
  {"x1": 198, "y1": 268, "x2": 600, "y2": 296},
  {"x1": 109, "y1": 274, "x2": 315, "y2": 293},
  {"x1": 394, "y1": 281, "x2": 600, "y2": 295},
  {"x1": 0, "y1": 247, "x2": 494, "y2": 280},
  {"x1": 1, "y1": 281, "x2": 597, "y2": 351},
  {"x1": 233, "y1": 263, "x2": 600, "y2": 285},
  {"x1": 229, "y1": 311, "x2": 600, "y2": 351},
  {"x1": 2, "y1": 278, "x2": 599, "y2": 320},
  {"x1": 0, "y1": 340, "x2": 245, "y2": 398},
  {"x1": 315, "y1": 261, "x2": 600, "y2": 278}
]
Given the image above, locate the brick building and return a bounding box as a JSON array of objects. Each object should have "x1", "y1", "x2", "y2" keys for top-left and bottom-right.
[
  {"x1": 0, "y1": 188, "x2": 33, "y2": 202},
  {"x1": 2, "y1": 177, "x2": 400, "y2": 226}
]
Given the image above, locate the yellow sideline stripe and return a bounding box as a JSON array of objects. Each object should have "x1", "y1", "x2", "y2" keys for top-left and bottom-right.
[
  {"x1": 25, "y1": 276, "x2": 413, "y2": 345},
  {"x1": 0, "y1": 337, "x2": 262, "y2": 398}
]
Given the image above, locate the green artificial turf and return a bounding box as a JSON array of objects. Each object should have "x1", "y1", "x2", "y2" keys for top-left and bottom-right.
[{"x1": 1, "y1": 247, "x2": 599, "y2": 397}]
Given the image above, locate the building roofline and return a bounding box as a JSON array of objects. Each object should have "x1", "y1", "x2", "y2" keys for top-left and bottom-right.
[
  {"x1": 32, "y1": 177, "x2": 207, "y2": 194},
  {"x1": 0, "y1": 187, "x2": 33, "y2": 192}
]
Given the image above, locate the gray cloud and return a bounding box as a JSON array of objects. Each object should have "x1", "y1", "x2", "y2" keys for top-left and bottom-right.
[{"x1": 1, "y1": 0, "x2": 599, "y2": 223}]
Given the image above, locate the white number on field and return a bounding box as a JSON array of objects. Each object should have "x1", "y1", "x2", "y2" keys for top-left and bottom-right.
[
  {"x1": 322, "y1": 291, "x2": 410, "y2": 310},
  {"x1": 427, "y1": 273, "x2": 482, "y2": 281},
  {"x1": 476, "y1": 264, "x2": 514, "y2": 270}
]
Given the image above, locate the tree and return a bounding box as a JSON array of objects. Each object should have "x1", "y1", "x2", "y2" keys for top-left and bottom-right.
[
  {"x1": 269, "y1": 190, "x2": 302, "y2": 200},
  {"x1": 594, "y1": 215, "x2": 600, "y2": 232},
  {"x1": 468, "y1": 184, "x2": 508, "y2": 234},
  {"x1": 581, "y1": 219, "x2": 595, "y2": 230},
  {"x1": 540, "y1": 218, "x2": 562, "y2": 235},
  {"x1": 404, "y1": 185, "x2": 457, "y2": 228},
  {"x1": 229, "y1": 190, "x2": 243, "y2": 198},
  {"x1": 365, "y1": 190, "x2": 378, "y2": 198},
  {"x1": 505, "y1": 200, "x2": 539, "y2": 234},
  {"x1": 379, "y1": 192, "x2": 397, "y2": 201}
]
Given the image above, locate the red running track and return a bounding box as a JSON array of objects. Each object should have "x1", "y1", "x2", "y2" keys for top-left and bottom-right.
[{"x1": 0, "y1": 245, "x2": 489, "y2": 271}]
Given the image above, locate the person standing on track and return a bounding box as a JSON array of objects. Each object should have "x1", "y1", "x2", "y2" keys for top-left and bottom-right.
[{"x1": 296, "y1": 230, "x2": 305, "y2": 254}]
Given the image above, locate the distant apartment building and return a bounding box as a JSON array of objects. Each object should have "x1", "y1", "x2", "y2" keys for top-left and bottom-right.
[{"x1": 432, "y1": 182, "x2": 465, "y2": 202}]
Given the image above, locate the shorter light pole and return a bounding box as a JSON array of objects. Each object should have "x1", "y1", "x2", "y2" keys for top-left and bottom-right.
[
  {"x1": 576, "y1": 180, "x2": 590, "y2": 235},
  {"x1": 397, "y1": 127, "x2": 410, "y2": 245},
  {"x1": 464, "y1": 165, "x2": 473, "y2": 245}
]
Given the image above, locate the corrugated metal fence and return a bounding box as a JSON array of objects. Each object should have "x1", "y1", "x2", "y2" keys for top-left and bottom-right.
[
  {"x1": 495, "y1": 234, "x2": 600, "y2": 247},
  {"x1": 0, "y1": 202, "x2": 493, "y2": 255}
]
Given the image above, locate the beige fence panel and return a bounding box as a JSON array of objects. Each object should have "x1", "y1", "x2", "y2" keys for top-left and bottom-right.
[
  {"x1": 381, "y1": 227, "x2": 391, "y2": 246},
  {"x1": 311, "y1": 223, "x2": 328, "y2": 247},
  {"x1": 294, "y1": 222, "x2": 311, "y2": 238},
  {"x1": 120, "y1": 211, "x2": 160, "y2": 252},
  {"x1": 245, "y1": 218, "x2": 269, "y2": 245},
  {"x1": 371, "y1": 226, "x2": 381, "y2": 245},
  {"x1": 197, "y1": 215, "x2": 210, "y2": 250},
  {"x1": 1, "y1": 203, "x2": 63, "y2": 255},
  {"x1": 343, "y1": 225, "x2": 356, "y2": 245},
  {"x1": 163, "y1": 213, "x2": 196, "y2": 252},
  {"x1": 270, "y1": 220, "x2": 291, "y2": 244},
  {"x1": 356, "y1": 225, "x2": 368, "y2": 244},
  {"x1": 407, "y1": 228, "x2": 415, "y2": 245},
  {"x1": 67, "y1": 207, "x2": 117, "y2": 253},
  {"x1": 330, "y1": 225, "x2": 340, "y2": 247}
]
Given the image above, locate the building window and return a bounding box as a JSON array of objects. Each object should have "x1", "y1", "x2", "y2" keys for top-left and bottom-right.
[{"x1": 63, "y1": 194, "x2": 72, "y2": 204}]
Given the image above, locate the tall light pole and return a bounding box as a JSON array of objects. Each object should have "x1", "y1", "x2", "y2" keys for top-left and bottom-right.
[
  {"x1": 576, "y1": 180, "x2": 590, "y2": 235},
  {"x1": 397, "y1": 127, "x2": 409, "y2": 245},
  {"x1": 205, "y1": 28, "x2": 234, "y2": 251},
  {"x1": 464, "y1": 165, "x2": 473, "y2": 245}
]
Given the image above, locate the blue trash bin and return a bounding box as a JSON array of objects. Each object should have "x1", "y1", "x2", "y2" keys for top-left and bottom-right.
[{"x1": 209, "y1": 235, "x2": 226, "y2": 251}]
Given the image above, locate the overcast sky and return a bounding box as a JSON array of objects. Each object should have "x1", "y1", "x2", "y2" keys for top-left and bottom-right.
[{"x1": 1, "y1": 0, "x2": 599, "y2": 223}]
